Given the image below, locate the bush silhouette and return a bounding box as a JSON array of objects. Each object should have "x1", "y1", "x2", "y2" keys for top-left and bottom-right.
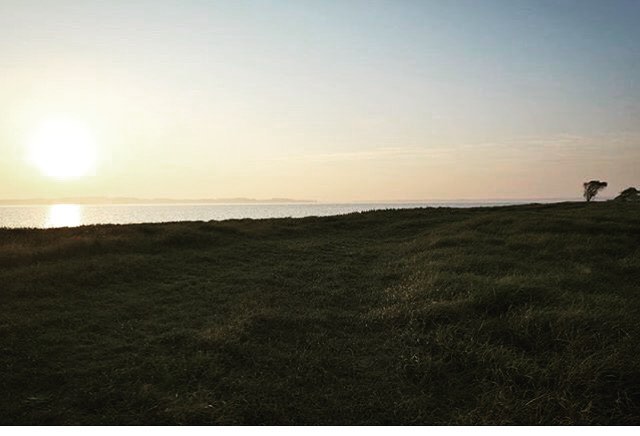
[{"x1": 615, "y1": 187, "x2": 640, "y2": 201}]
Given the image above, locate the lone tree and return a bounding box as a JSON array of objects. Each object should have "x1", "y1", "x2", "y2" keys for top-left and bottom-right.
[{"x1": 583, "y1": 180, "x2": 608, "y2": 202}]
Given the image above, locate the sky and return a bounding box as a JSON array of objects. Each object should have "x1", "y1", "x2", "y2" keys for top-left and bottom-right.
[{"x1": 1, "y1": 0, "x2": 639, "y2": 202}]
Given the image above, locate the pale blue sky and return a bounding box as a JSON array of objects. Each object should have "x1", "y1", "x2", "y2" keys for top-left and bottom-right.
[{"x1": 1, "y1": 0, "x2": 639, "y2": 200}]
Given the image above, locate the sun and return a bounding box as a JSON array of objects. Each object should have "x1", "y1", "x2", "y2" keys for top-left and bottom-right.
[{"x1": 27, "y1": 117, "x2": 97, "y2": 179}]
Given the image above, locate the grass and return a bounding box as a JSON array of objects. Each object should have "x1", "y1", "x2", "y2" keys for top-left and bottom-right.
[{"x1": 1, "y1": 202, "x2": 639, "y2": 424}]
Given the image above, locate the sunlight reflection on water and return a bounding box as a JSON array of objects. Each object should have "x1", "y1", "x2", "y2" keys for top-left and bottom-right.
[{"x1": 45, "y1": 204, "x2": 83, "y2": 228}]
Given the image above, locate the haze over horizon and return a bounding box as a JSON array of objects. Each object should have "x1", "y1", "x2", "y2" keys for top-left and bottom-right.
[
  {"x1": 1, "y1": 0, "x2": 639, "y2": 202},
  {"x1": 0, "y1": 195, "x2": 594, "y2": 206}
]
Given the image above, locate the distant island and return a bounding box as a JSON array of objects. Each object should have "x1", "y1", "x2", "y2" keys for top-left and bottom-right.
[{"x1": 0, "y1": 197, "x2": 316, "y2": 205}]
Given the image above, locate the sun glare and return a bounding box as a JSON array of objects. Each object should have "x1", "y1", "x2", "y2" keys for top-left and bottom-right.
[{"x1": 27, "y1": 118, "x2": 97, "y2": 179}]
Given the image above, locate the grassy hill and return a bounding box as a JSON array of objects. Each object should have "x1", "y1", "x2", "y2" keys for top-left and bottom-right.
[{"x1": 1, "y1": 202, "x2": 639, "y2": 424}]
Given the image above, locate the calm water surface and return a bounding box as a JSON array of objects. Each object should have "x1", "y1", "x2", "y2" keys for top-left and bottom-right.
[{"x1": 0, "y1": 201, "x2": 550, "y2": 229}]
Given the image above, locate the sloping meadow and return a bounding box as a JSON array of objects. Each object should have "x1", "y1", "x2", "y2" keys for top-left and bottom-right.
[{"x1": 1, "y1": 202, "x2": 639, "y2": 424}]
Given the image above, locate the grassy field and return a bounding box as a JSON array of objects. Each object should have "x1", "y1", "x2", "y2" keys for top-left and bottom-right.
[{"x1": 1, "y1": 202, "x2": 639, "y2": 424}]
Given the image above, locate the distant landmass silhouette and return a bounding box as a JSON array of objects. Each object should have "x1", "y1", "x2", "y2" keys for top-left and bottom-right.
[{"x1": 0, "y1": 197, "x2": 316, "y2": 205}]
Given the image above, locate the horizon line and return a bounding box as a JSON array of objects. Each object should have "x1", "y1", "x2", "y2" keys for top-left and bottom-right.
[{"x1": 0, "y1": 196, "x2": 603, "y2": 206}]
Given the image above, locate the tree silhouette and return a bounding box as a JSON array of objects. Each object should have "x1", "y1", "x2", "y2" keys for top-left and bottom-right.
[
  {"x1": 615, "y1": 187, "x2": 639, "y2": 201},
  {"x1": 583, "y1": 180, "x2": 608, "y2": 202},
  {"x1": 619, "y1": 187, "x2": 638, "y2": 196}
]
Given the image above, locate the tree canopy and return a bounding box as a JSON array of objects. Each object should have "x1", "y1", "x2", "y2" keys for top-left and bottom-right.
[{"x1": 583, "y1": 180, "x2": 608, "y2": 202}]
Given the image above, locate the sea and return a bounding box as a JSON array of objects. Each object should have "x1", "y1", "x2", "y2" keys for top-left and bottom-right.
[{"x1": 0, "y1": 200, "x2": 566, "y2": 229}]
